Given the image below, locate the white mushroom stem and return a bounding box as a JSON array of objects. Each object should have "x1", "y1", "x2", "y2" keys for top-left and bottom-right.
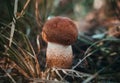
[{"x1": 46, "y1": 42, "x2": 73, "y2": 68}]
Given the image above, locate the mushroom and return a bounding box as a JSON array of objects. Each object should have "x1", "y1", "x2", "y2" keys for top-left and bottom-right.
[{"x1": 42, "y1": 16, "x2": 78, "y2": 69}]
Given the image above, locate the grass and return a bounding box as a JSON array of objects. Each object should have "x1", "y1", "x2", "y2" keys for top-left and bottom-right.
[{"x1": 0, "y1": 0, "x2": 120, "y2": 83}]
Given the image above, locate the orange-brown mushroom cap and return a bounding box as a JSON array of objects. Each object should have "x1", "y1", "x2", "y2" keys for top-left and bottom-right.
[{"x1": 42, "y1": 16, "x2": 78, "y2": 45}]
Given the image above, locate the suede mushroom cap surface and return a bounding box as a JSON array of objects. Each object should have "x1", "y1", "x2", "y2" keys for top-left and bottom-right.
[{"x1": 42, "y1": 16, "x2": 78, "y2": 45}]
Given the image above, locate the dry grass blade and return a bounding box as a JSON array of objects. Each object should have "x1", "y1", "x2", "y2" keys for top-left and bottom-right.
[
  {"x1": 18, "y1": 47, "x2": 37, "y2": 77},
  {"x1": 53, "y1": 68, "x2": 91, "y2": 78},
  {"x1": 0, "y1": 67, "x2": 16, "y2": 83},
  {"x1": 29, "y1": 78, "x2": 69, "y2": 83},
  {"x1": 17, "y1": 0, "x2": 30, "y2": 19},
  {"x1": 82, "y1": 68, "x2": 105, "y2": 83},
  {"x1": 10, "y1": 41, "x2": 40, "y2": 78},
  {"x1": 0, "y1": 30, "x2": 41, "y2": 78},
  {"x1": 72, "y1": 51, "x2": 96, "y2": 69},
  {"x1": 9, "y1": 22, "x2": 15, "y2": 48},
  {"x1": 52, "y1": 68, "x2": 63, "y2": 80},
  {"x1": 8, "y1": 47, "x2": 32, "y2": 78},
  {"x1": 23, "y1": 35, "x2": 36, "y2": 56},
  {"x1": 36, "y1": 35, "x2": 41, "y2": 54},
  {"x1": 35, "y1": 0, "x2": 43, "y2": 28},
  {"x1": 8, "y1": 0, "x2": 18, "y2": 48},
  {"x1": 14, "y1": 64, "x2": 30, "y2": 78},
  {"x1": 73, "y1": 38, "x2": 120, "y2": 69},
  {"x1": 24, "y1": 35, "x2": 41, "y2": 77}
]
